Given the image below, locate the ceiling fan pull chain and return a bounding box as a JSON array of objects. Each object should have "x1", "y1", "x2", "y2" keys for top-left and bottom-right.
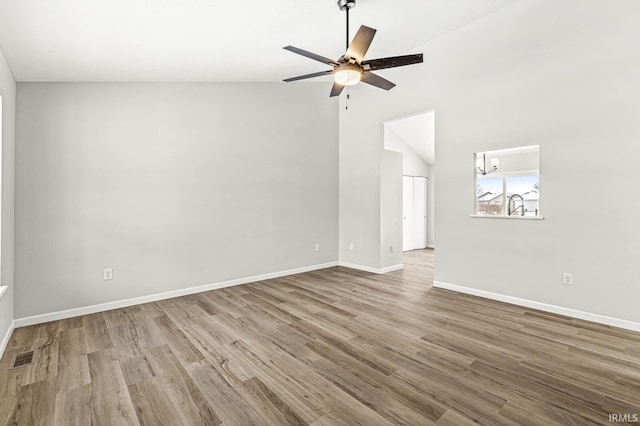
[{"x1": 346, "y1": 88, "x2": 350, "y2": 110}]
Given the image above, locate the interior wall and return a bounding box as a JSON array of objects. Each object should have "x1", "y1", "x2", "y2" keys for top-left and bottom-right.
[
  {"x1": 482, "y1": 150, "x2": 539, "y2": 175},
  {"x1": 15, "y1": 82, "x2": 338, "y2": 318},
  {"x1": 338, "y1": 100, "x2": 381, "y2": 269},
  {"x1": 380, "y1": 150, "x2": 403, "y2": 268},
  {"x1": 339, "y1": 0, "x2": 640, "y2": 323},
  {"x1": 384, "y1": 127, "x2": 430, "y2": 176},
  {"x1": 0, "y1": 47, "x2": 15, "y2": 346},
  {"x1": 384, "y1": 126, "x2": 435, "y2": 248},
  {"x1": 426, "y1": 163, "x2": 435, "y2": 248}
]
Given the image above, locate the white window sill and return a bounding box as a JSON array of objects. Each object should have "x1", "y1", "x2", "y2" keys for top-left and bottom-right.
[
  {"x1": 0, "y1": 286, "x2": 7, "y2": 301},
  {"x1": 471, "y1": 215, "x2": 544, "y2": 220}
]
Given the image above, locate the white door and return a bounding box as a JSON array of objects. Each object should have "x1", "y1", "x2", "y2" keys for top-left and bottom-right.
[
  {"x1": 413, "y1": 177, "x2": 427, "y2": 249},
  {"x1": 402, "y1": 176, "x2": 414, "y2": 251}
]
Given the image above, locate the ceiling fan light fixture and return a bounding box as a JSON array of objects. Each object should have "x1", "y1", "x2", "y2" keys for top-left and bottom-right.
[{"x1": 334, "y1": 64, "x2": 362, "y2": 86}]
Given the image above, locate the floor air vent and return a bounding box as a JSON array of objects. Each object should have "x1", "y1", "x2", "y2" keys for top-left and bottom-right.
[{"x1": 11, "y1": 351, "x2": 34, "y2": 368}]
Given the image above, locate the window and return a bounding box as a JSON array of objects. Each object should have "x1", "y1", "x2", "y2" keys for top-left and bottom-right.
[{"x1": 474, "y1": 146, "x2": 541, "y2": 218}]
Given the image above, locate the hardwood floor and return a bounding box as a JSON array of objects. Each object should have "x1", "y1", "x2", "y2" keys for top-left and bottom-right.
[{"x1": 1, "y1": 249, "x2": 639, "y2": 425}]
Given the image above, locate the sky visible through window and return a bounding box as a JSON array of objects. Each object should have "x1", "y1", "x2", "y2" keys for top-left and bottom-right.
[
  {"x1": 507, "y1": 175, "x2": 538, "y2": 195},
  {"x1": 478, "y1": 177, "x2": 501, "y2": 195},
  {"x1": 478, "y1": 175, "x2": 538, "y2": 195}
]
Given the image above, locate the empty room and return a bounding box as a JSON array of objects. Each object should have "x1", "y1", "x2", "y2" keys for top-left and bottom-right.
[{"x1": 1, "y1": 0, "x2": 639, "y2": 424}]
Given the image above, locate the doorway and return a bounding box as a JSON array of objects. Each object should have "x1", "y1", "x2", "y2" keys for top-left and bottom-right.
[
  {"x1": 383, "y1": 110, "x2": 435, "y2": 253},
  {"x1": 403, "y1": 176, "x2": 427, "y2": 251}
]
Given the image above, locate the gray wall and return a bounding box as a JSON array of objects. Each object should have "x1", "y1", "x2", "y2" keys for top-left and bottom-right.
[
  {"x1": 426, "y1": 163, "x2": 435, "y2": 249},
  {"x1": 339, "y1": 0, "x2": 640, "y2": 323},
  {"x1": 384, "y1": 127, "x2": 430, "y2": 177},
  {"x1": 0, "y1": 48, "x2": 15, "y2": 341},
  {"x1": 380, "y1": 150, "x2": 403, "y2": 268},
  {"x1": 15, "y1": 83, "x2": 338, "y2": 318},
  {"x1": 338, "y1": 97, "x2": 381, "y2": 269}
]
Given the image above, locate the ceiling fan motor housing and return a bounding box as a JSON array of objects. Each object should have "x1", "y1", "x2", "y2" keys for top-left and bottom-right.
[{"x1": 338, "y1": 0, "x2": 356, "y2": 11}]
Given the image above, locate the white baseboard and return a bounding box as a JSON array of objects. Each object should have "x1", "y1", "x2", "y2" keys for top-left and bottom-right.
[
  {"x1": 1, "y1": 320, "x2": 15, "y2": 359},
  {"x1": 15, "y1": 261, "x2": 339, "y2": 328},
  {"x1": 379, "y1": 264, "x2": 404, "y2": 274},
  {"x1": 338, "y1": 262, "x2": 403, "y2": 274},
  {"x1": 433, "y1": 281, "x2": 640, "y2": 333}
]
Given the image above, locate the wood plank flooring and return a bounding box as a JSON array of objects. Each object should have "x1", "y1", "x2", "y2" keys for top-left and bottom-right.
[{"x1": 1, "y1": 249, "x2": 639, "y2": 425}]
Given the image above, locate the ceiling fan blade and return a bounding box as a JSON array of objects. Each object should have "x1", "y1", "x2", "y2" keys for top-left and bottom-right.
[
  {"x1": 362, "y1": 72, "x2": 396, "y2": 91},
  {"x1": 362, "y1": 54, "x2": 423, "y2": 71},
  {"x1": 284, "y1": 70, "x2": 333, "y2": 83},
  {"x1": 345, "y1": 26, "x2": 377, "y2": 64},
  {"x1": 330, "y1": 82, "x2": 345, "y2": 97},
  {"x1": 283, "y1": 46, "x2": 339, "y2": 66}
]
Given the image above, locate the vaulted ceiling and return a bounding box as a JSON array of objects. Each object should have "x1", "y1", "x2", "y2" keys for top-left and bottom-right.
[
  {"x1": 0, "y1": 0, "x2": 521, "y2": 82},
  {"x1": 386, "y1": 111, "x2": 435, "y2": 165}
]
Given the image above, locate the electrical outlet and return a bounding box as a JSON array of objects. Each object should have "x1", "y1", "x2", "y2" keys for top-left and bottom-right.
[
  {"x1": 349, "y1": 242, "x2": 354, "y2": 251},
  {"x1": 562, "y1": 273, "x2": 572, "y2": 285},
  {"x1": 315, "y1": 243, "x2": 320, "y2": 252},
  {"x1": 104, "y1": 268, "x2": 113, "y2": 281}
]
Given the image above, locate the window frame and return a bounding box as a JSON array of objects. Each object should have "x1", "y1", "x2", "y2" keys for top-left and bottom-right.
[{"x1": 472, "y1": 148, "x2": 543, "y2": 220}]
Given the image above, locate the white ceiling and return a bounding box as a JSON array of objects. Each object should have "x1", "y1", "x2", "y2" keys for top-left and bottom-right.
[
  {"x1": 0, "y1": 0, "x2": 520, "y2": 82},
  {"x1": 386, "y1": 111, "x2": 435, "y2": 164}
]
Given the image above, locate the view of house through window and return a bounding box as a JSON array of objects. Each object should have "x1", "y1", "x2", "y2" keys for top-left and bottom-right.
[{"x1": 475, "y1": 146, "x2": 540, "y2": 217}]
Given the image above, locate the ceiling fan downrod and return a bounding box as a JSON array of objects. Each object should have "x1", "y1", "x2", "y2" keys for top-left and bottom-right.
[
  {"x1": 338, "y1": 0, "x2": 356, "y2": 50},
  {"x1": 338, "y1": 0, "x2": 356, "y2": 109}
]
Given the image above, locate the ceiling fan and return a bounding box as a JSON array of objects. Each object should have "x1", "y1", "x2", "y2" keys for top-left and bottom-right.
[{"x1": 283, "y1": 0, "x2": 423, "y2": 97}]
